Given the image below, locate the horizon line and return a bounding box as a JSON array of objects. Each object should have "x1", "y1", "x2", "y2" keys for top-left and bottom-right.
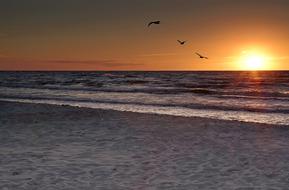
[{"x1": 0, "y1": 70, "x2": 288, "y2": 72}]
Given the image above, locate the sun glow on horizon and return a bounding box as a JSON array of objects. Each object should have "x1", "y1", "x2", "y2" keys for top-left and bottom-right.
[{"x1": 236, "y1": 49, "x2": 272, "y2": 70}]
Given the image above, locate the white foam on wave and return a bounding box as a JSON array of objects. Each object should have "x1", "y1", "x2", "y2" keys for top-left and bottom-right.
[{"x1": 1, "y1": 98, "x2": 288, "y2": 126}]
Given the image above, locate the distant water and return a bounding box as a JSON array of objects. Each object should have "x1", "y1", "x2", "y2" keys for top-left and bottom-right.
[{"x1": 0, "y1": 71, "x2": 288, "y2": 125}]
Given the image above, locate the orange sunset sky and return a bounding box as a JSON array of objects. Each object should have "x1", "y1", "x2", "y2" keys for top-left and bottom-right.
[{"x1": 0, "y1": 0, "x2": 289, "y2": 71}]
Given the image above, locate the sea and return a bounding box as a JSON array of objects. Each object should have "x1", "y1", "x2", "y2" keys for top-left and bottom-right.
[{"x1": 0, "y1": 71, "x2": 288, "y2": 125}]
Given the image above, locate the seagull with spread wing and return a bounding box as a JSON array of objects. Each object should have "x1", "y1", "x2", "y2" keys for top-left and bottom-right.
[
  {"x1": 177, "y1": 40, "x2": 186, "y2": 45},
  {"x1": 195, "y1": 52, "x2": 208, "y2": 59},
  {"x1": 148, "y1": 21, "x2": 160, "y2": 27}
]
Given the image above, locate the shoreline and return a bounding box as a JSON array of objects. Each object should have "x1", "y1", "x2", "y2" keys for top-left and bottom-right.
[
  {"x1": 1, "y1": 99, "x2": 288, "y2": 127},
  {"x1": 1, "y1": 101, "x2": 289, "y2": 189}
]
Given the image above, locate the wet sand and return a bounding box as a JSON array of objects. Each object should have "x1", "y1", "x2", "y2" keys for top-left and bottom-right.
[{"x1": 0, "y1": 101, "x2": 288, "y2": 190}]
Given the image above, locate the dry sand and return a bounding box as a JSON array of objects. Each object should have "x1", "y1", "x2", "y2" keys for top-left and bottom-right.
[{"x1": 0, "y1": 101, "x2": 288, "y2": 190}]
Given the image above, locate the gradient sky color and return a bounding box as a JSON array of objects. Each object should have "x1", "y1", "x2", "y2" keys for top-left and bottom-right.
[{"x1": 0, "y1": 0, "x2": 289, "y2": 70}]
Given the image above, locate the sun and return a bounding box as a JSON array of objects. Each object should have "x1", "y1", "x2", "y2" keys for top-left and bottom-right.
[
  {"x1": 244, "y1": 55, "x2": 265, "y2": 70},
  {"x1": 237, "y1": 50, "x2": 270, "y2": 70}
]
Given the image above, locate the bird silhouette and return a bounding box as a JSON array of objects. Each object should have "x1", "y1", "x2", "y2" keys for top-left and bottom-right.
[
  {"x1": 195, "y1": 52, "x2": 208, "y2": 59},
  {"x1": 177, "y1": 40, "x2": 186, "y2": 45},
  {"x1": 148, "y1": 21, "x2": 160, "y2": 27}
]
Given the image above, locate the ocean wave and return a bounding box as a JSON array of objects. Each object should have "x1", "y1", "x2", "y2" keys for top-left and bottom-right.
[
  {"x1": 1, "y1": 71, "x2": 288, "y2": 120},
  {"x1": 1, "y1": 83, "x2": 288, "y2": 99}
]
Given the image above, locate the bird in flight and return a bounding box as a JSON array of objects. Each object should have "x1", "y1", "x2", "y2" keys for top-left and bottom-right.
[
  {"x1": 195, "y1": 52, "x2": 208, "y2": 59},
  {"x1": 148, "y1": 21, "x2": 160, "y2": 27},
  {"x1": 177, "y1": 40, "x2": 186, "y2": 45}
]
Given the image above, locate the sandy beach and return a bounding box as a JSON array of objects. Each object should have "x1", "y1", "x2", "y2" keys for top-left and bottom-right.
[{"x1": 0, "y1": 101, "x2": 288, "y2": 190}]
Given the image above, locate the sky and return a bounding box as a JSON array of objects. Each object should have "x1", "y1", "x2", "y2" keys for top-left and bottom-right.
[{"x1": 0, "y1": 0, "x2": 289, "y2": 71}]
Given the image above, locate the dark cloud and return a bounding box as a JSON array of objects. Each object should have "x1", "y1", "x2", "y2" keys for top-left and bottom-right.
[
  {"x1": 42, "y1": 59, "x2": 144, "y2": 67},
  {"x1": 0, "y1": 58, "x2": 144, "y2": 67}
]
